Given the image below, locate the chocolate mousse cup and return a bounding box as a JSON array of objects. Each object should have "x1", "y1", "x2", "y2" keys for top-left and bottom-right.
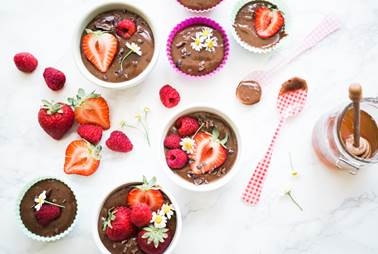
[
  {"x1": 177, "y1": 0, "x2": 223, "y2": 12},
  {"x1": 93, "y1": 180, "x2": 182, "y2": 254},
  {"x1": 231, "y1": 0, "x2": 288, "y2": 53},
  {"x1": 167, "y1": 17, "x2": 229, "y2": 78},
  {"x1": 161, "y1": 106, "x2": 241, "y2": 192},
  {"x1": 16, "y1": 177, "x2": 78, "y2": 242},
  {"x1": 74, "y1": 3, "x2": 159, "y2": 89}
]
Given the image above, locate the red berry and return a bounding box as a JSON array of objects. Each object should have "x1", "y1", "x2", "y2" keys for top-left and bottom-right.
[
  {"x1": 77, "y1": 124, "x2": 103, "y2": 144},
  {"x1": 130, "y1": 203, "x2": 152, "y2": 227},
  {"x1": 137, "y1": 226, "x2": 173, "y2": 254},
  {"x1": 176, "y1": 116, "x2": 199, "y2": 137},
  {"x1": 254, "y1": 6, "x2": 285, "y2": 39},
  {"x1": 166, "y1": 149, "x2": 188, "y2": 169},
  {"x1": 14, "y1": 52, "x2": 38, "y2": 73},
  {"x1": 43, "y1": 67, "x2": 66, "y2": 91},
  {"x1": 115, "y1": 19, "x2": 136, "y2": 39},
  {"x1": 34, "y1": 204, "x2": 61, "y2": 227},
  {"x1": 103, "y1": 206, "x2": 136, "y2": 241},
  {"x1": 38, "y1": 101, "x2": 75, "y2": 140},
  {"x1": 106, "y1": 130, "x2": 133, "y2": 153},
  {"x1": 159, "y1": 85, "x2": 180, "y2": 108},
  {"x1": 164, "y1": 134, "x2": 181, "y2": 149}
]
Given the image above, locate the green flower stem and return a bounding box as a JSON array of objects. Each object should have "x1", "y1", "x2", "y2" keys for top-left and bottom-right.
[
  {"x1": 139, "y1": 119, "x2": 151, "y2": 147},
  {"x1": 120, "y1": 50, "x2": 133, "y2": 71},
  {"x1": 45, "y1": 200, "x2": 65, "y2": 208},
  {"x1": 287, "y1": 191, "x2": 303, "y2": 211}
]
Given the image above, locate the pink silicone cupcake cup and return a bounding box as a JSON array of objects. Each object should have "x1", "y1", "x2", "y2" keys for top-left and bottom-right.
[
  {"x1": 176, "y1": 0, "x2": 223, "y2": 13},
  {"x1": 166, "y1": 17, "x2": 230, "y2": 78}
]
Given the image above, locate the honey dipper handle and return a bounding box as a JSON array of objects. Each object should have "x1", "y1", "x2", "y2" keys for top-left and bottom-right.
[{"x1": 349, "y1": 84, "x2": 362, "y2": 147}]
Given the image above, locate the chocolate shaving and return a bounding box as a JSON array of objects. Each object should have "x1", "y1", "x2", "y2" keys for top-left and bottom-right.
[{"x1": 175, "y1": 41, "x2": 186, "y2": 48}]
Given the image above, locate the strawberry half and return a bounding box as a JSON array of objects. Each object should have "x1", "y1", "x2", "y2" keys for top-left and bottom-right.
[
  {"x1": 127, "y1": 176, "x2": 164, "y2": 212},
  {"x1": 189, "y1": 129, "x2": 228, "y2": 174},
  {"x1": 68, "y1": 88, "x2": 110, "y2": 130},
  {"x1": 82, "y1": 29, "x2": 118, "y2": 73},
  {"x1": 254, "y1": 6, "x2": 284, "y2": 39},
  {"x1": 64, "y1": 139, "x2": 101, "y2": 176}
]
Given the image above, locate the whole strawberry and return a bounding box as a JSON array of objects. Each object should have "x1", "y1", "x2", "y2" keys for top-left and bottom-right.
[
  {"x1": 38, "y1": 100, "x2": 74, "y2": 140},
  {"x1": 102, "y1": 206, "x2": 136, "y2": 241},
  {"x1": 106, "y1": 130, "x2": 133, "y2": 153},
  {"x1": 130, "y1": 203, "x2": 152, "y2": 227},
  {"x1": 34, "y1": 204, "x2": 61, "y2": 227},
  {"x1": 137, "y1": 226, "x2": 173, "y2": 254},
  {"x1": 43, "y1": 67, "x2": 66, "y2": 91},
  {"x1": 14, "y1": 52, "x2": 38, "y2": 73},
  {"x1": 77, "y1": 124, "x2": 103, "y2": 144}
]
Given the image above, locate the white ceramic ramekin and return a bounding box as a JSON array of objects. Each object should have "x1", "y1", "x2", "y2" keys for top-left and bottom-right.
[
  {"x1": 73, "y1": 2, "x2": 159, "y2": 89},
  {"x1": 160, "y1": 105, "x2": 242, "y2": 192},
  {"x1": 93, "y1": 179, "x2": 182, "y2": 254}
]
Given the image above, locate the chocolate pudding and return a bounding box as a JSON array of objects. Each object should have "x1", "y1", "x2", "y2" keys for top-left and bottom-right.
[
  {"x1": 165, "y1": 112, "x2": 238, "y2": 185},
  {"x1": 97, "y1": 183, "x2": 177, "y2": 254},
  {"x1": 170, "y1": 25, "x2": 225, "y2": 76},
  {"x1": 233, "y1": 0, "x2": 287, "y2": 49},
  {"x1": 19, "y1": 179, "x2": 77, "y2": 237},
  {"x1": 280, "y1": 77, "x2": 308, "y2": 94},
  {"x1": 80, "y1": 9, "x2": 154, "y2": 83},
  {"x1": 236, "y1": 80, "x2": 262, "y2": 105},
  {"x1": 339, "y1": 108, "x2": 378, "y2": 160},
  {"x1": 178, "y1": 0, "x2": 222, "y2": 10}
]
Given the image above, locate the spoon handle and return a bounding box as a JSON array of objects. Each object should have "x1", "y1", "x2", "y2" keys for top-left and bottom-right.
[
  {"x1": 262, "y1": 14, "x2": 341, "y2": 81},
  {"x1": 242, "y1": 118, "x2": 285, "y2": 205}
]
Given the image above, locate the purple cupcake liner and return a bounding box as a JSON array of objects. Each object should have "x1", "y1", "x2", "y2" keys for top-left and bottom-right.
[
  {"x1": 166, "y1": 17, "x2": 230, "y2": 78},
  {"x1": 176, "y1": 0, "x2": 223, "y2": 13}
]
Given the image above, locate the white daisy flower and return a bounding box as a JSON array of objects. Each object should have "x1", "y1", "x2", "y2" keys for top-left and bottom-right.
[
  {"x1": 151, "y1": 211, "x2": 167, "y2": 228},
  {"x1": 126, "y1": 42, "x2": 142, "y2": 56},
  {"x1": 190, "y1": 33, "x2": 204, "y2": 51},
  {"x1": 180, "y1": 137, "x2": 196, "y2": 154},
  {"x1": 34, "y1": 190, "x2": 47, "y2": 211},
  {"x1": 159, "y1": 203, "x2": 175, "y2": 220},
  {"x1": 204, "y1": 36, "x2": 218, "y2": 52},
  {"x1": 200, "y1": 27, "x2": 213, "y2": 39}
]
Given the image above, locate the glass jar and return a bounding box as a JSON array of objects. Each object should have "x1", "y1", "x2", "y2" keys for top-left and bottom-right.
[{"x1": 312, "y1": 97, "x2": 378, "y2": 174}]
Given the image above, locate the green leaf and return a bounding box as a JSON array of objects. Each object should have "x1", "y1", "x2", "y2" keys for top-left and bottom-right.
[
  {"x1": 220, "y1": 133, "x2": 229, "y2": 145},
  {"x1": 212, "y1": 128, "x2": 220, "y2": 140}
]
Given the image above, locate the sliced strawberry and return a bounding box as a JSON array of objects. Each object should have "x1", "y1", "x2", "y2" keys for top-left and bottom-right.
[
  {"x1": 64, "y1": 139, "x2": 101, "y2": 176},
  {"x1": 68, "y1": 89, "x2": 110, "y2": 130},
  {"x1": 254, "y1": 6, "x2": 284, "y2": 39},
  {"x1": 189, "y1": 131, "x2": 228, "y2": 174},
  {"x1": 82, "y1": 29, "x2": 118, "y2": 73},
  {"x1": 127, "y1": 177, "x2": 164, "y2": 212}
]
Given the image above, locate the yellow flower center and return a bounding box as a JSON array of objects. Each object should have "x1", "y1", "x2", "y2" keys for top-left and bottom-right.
[
  {"x1": 195, "y1": 38, "x2": 201, "y2": 46},
  {"x1": 207, "y1": 40, "x2": 214, "y2": 49},
  {"x1": 155, "y1": 215, "x2": 162, "y2": 224}
]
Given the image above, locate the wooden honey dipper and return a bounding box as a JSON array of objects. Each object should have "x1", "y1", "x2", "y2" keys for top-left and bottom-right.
[{"x1": 345, "y1": 84, "x2": 371, "y2": 158}]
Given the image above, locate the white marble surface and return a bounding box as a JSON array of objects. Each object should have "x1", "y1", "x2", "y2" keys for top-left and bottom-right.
[{"x1": 1, "y1": 0, "x2": 378, "y2": 253}]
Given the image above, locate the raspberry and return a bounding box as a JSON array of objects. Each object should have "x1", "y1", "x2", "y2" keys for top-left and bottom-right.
[
  {"x1": 77, "y1": 124, "x2": 103, "y2": 144},
  {"x1": 166, "y1": 149, "x2": 188, "y2": 169},
  {"x1": 164, "y1": 134, "x2": 181, "y2": 149},
  {"x1": 159, "y1": 85, "x2": 180, "y2": 108},
  {"x1": 106, "y1": 130, "x2": 133, "y2": 153},
  {"x1": 34, "y1": 204, "x2": 61, "y2": 226},
  {"x1": 43, "y1": 67, "x2": 66, "y2": 91},
  {"x1": 130, "y1": 203, "x2": 152, "y2": 227},
  {"x1": 14, "y1": 52, "x2": 38, "y2": 73},
  {"x1": 176, "y1": 116, "x2": 199, "y2": 137},
  {"x1": 116, "y1": 19, "x2": 136, "y2": 39}
]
